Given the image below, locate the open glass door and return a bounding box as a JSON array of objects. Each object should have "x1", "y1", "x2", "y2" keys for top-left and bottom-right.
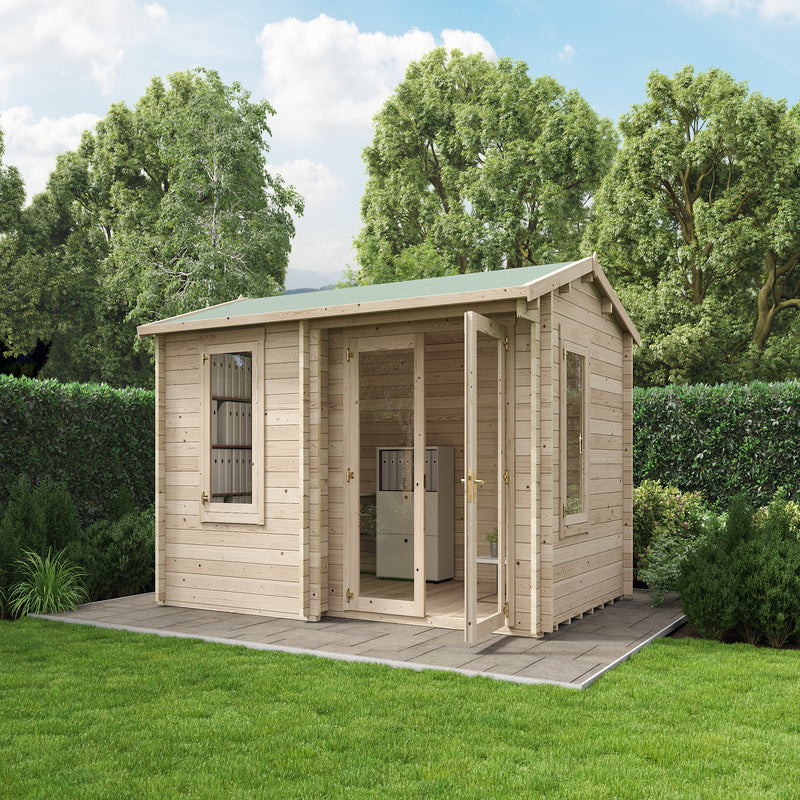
[
  {"x1": 464, "y1": 311, "x2": 506, "y2": 643},
  {"x1": 344, "y1": 333, "x2": 425, "y2": 617}
]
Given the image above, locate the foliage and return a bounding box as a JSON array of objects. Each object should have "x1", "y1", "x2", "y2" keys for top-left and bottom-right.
[
  {"x1": 0, "y1": 69, "x2": 303, "y2": 386},
  {"x1": 752, "y1": 493, "x2": 800, "y2": 648},
  {"x1": 7, "y1": 549, "x2": 87, "y2": 618},
  {"x1": 0, "y1": 375, "x2": 154, "y2": 526},
  {"x1": 633, "y1": 481, "x2": 710, "y2": 606},
  {"x1": 586, "y1": 65, "x2": 800, "y2": 386},
  {"x1": 678, "y1": 491, "x2": 800, "y2": 647},
  {"x1": 632, "y1": 481, "x2": 706, "y2": 566},
  {"x1": 0, "y1": 473, "x2": 83, "y2": 615},
  {"x1": 678, "y1": 497, "x2": 749, "y2": 641},
  {"x1": 70, "y1": 510, "x2": 155, "y2": 601},
  {"x1": 5, "y1": 619, "x2": 800, "y2": 798},
  {"x1": 633, "y1": 381, "x2": 800, "y2": 510},
  {"x1": 355, "y1": 48, "x2": 616, "y2": 283},
  {"x1": 0, "y1": 123, "x2": 24, "y2": 236}
]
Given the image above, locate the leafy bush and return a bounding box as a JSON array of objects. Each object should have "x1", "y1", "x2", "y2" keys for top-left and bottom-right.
[
  {"x1": 678, "y1": 497, "x2": 747, "y2": 640},
  {"x1": 0, "y1": 374, "x2": 154, "y2": 526},
  {"x1": 678, "y1": 491, "x2": 800, "y2": 647},
  {"x1": 70, "y1": 510, "x2": 155, "y2": 601},
  {"x1": 633, "y1": 481, "x2": 708, "y2": 604},
  {"x1": 7, "y1": 549, "x2": 88, "y2": 617},
  {"x1": 634, "y1": 381, "x2": 800, "y2": 510},
  {"x1": 752, "y1": 494, "x2": 800, "y2": 648},
  {"x1": 0, "y1": 474, "x2": 82, "y2": 615}
]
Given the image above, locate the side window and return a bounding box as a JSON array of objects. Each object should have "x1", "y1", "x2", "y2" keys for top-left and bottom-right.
[
  {"x1": 200, "y1": 337, "x2": 263, "y2": 524},
  {"x1": 562, "y1": 344, "x2": 589, "y2": 527},
  {"x1": 565, "y1": 352, "x2": 585, "y2": 516}
]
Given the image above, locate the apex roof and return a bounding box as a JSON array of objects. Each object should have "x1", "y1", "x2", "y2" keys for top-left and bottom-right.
[{"x1": 137, "y1": 255, "x2": 640, "y2": 344}]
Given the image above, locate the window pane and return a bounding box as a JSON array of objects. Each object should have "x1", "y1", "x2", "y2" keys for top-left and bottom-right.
[
  {"x1": 360, "y1": 348, "x2": 414, "y2": 598},
  {"x1": 211, "y1": 352, "x2": 253, "y2": 504},
  {"x1": 565, "y1": 352, "x2": 584, "y2": 515}
]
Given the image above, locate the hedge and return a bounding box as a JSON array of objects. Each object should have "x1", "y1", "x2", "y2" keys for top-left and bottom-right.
[
  {"x1": 634, "y1": 381, "x2": 800, "y2": 509},
  {"x1": 0, "y1": 375, "x2": 154, "y2": 525}
]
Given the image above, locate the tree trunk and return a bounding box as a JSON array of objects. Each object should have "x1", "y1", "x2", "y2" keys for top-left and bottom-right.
[{"x1": 753, "y1": 251, "x2": 779, "y2": 351}]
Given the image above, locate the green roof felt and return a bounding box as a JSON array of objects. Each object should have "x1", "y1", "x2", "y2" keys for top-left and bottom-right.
[{"x1": 156, "y1": 262, "x2": 572, "y2": 326}]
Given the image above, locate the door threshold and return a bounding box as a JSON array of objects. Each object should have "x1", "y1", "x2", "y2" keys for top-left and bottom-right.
[{"x1": 328, "y1": 609, "x2": 465, "y2": 630}]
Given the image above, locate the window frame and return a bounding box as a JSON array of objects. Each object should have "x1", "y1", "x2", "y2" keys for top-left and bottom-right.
[
  {"x1": 199, "y1": 333, "x2": 264, "y2": 525},
  {"x1": 560, "y1": 340, "x2": 590, "y2": 530}
]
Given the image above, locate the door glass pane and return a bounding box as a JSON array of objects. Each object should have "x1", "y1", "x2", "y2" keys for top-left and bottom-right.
[
  {"x1": 210, "y1": 352, "x2": 253, "y2": 504},
  {"x1": 476, "y1": 330, "x2": 499, "y2": 610},
  {"x1": 565, "y1": 352, "x2": 584, "y2": 515},
  {"x1": 359, "y1": 348, "x2": 414, "y2": 601}
]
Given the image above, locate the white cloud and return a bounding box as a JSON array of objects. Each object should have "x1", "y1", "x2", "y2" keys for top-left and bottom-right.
[
  {"x1": 274, "y1": 159, "x2": 344, "y2": 206},
  {"x1": 0, "y1": 0, "x2": 168, "y2": 94},
  {"x1": 558, "y1": 44, "x2": 575, "y2": 63},
  {"x1": 0, "y1": 106, "x2": 100, "y2": 197},
  {"x1": 258, "y1": 14, "x2": 496, "y2": 140},
  {"x1": 678, "y1": 0, "x2": 800, "y2": 21},
  {"x1": 440, "y1": 28, "x2": 497, "y2": 58}
]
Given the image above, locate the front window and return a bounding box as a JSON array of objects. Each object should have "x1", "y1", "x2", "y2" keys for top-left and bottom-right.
[{"x1": 201, "y1": 336, "x2": 263, "y2": 524}]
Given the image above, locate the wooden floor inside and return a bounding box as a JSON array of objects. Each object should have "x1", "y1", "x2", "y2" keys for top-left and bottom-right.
[{"x1": 358, "y1": 573, "x2": 498, "y2": 629}]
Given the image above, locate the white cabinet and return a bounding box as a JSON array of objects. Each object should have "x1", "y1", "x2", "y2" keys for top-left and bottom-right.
[{"x1": 375, "y1": 447, "x2": 454, "y2": 581}]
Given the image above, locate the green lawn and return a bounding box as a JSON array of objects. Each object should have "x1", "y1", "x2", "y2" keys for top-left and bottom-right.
[{"x1": 2, "y1": 618, "x2": 799, "y2": 799}]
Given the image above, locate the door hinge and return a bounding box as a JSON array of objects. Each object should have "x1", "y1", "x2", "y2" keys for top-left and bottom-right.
[
  {"x1": 346, "y1": 588, "x2": 354, "y2": 602},
  {"x1": 503, "y1": 601, "x2": 509, "y2": 618},
  {"x1": 346, "y1": 468, "x2": 355, "y2": 483},
  {"x1": 202, "y1": 354, "x2": 209, "y2": 363},
  {"x1": 503, "y1": 469, "x2": 510, "y2": 485},
  {"x1": 562, "y1": 504, "x2": 567, "y2": 518},
  {"x1": 502, "y1": 336, "x2": 509, "y2": 351},
  {"x1": 201, "y1": 492, "x2": 209, "y2": 504},
  {"x1": 346, "y1": 347, "x2": 354, "y2": 361}
]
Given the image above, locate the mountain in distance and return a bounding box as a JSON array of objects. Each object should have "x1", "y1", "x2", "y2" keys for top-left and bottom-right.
[{"x1": 283, "y1": 267, "x2": 344, "y2": 293}]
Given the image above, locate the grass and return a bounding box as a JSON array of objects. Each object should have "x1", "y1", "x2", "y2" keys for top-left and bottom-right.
[{"x1": 2, "y1": 618, "x2": 800, "y2": 799}]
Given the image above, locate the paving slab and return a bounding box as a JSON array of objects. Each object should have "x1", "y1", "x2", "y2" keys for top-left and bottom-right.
[{"x1": 34, "y1": 589, "x2": 684, "y2": 689}]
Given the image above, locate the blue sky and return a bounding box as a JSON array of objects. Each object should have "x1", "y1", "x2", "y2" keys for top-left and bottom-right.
[{"x1": 2, "y1": 0, "x2": 800, "y2": 288}]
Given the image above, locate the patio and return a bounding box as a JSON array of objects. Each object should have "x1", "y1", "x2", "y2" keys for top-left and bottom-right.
[{"x1": 36, "y1": 589, "x2": 685, "y2": 690}]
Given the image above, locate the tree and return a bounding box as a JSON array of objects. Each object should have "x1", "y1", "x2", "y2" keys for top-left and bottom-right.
[
  {"x1": 354, "y1": 49, "x2": 616, "y2": 284},
  {"x1": 0, "y1": 123, "x2": 24, "y2": 234},
  {"x1": 112, "y1": 69, "x2": 303, "y2": 327},
  {"x1": 587, "y1": 65, "x2": 800, "y2": 385},
  {"x1": 0, "y1": 69, "x2": 303, "y2": 386}
]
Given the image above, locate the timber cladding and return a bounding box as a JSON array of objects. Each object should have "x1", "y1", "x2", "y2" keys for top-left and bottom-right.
[{"x1": 148, "y1": 256, "x2": 637, "y2": 640}]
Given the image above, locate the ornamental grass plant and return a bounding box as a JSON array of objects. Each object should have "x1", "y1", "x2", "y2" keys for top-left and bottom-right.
[{"x1": 7, "y1": 549, "x2": 88, "y2": 618}]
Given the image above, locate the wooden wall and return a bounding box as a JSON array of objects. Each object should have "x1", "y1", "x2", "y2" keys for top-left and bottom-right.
[
  {"x1": 545, "y1": 278, "x2": 628, "y2": 629},
  {"x1": 161, "y1": 325, "x2": 304, "y2": 617}
]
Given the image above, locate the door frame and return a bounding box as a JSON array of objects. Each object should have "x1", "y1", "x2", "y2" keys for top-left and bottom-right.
[{"x1": 342, "y1": 332, "x2": 426, "y2": 618}]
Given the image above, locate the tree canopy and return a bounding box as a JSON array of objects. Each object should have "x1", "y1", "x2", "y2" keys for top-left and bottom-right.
[
  {"x1": 0, "y1": 68, "x2": 302, "y2": 386},
  {"x1": 586, "y1": 65, "x2": 800, "y2": 385},
  {"x1": 353, "y1": 49, "x2": 616, "y2": 284}
]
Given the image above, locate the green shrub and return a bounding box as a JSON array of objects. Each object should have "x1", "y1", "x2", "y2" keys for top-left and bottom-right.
[
  {"x1": 7, "y1": 549, "x2": 88, "y2": 618},
  {"x1": 0, "y1": 474, "x2": 83, "y2": 615},
  {"x1": 633, "y1": 481, "x2": 707, "y2": 602},
  {"x1": 677, "y1": 498, "x2": 746, "y2": 640},
  {"x1": 0, "y1": 375, "x2": 154, "y2": 526},
  {"x1": 634, "y1": 381, "x2": 800, "y2": 510},
  {"x1": 678, "y1": 491, "x2": 800, "y2": 647},
  {"x1": 71, "y1": 510, "x2": 155, "y2": 601},
  {"x1": 752, "y1": 493, "x2": 800, "y2": 648}
]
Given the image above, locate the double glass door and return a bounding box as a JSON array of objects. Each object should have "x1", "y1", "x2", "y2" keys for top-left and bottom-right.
[{"x1": 343, "y1": 317, "x2": 511, "y2": 642}]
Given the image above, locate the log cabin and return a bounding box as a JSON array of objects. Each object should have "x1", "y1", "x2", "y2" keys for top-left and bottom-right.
[{"x1": 137, "y1": 254, "x2": 640, "y2": 642}]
